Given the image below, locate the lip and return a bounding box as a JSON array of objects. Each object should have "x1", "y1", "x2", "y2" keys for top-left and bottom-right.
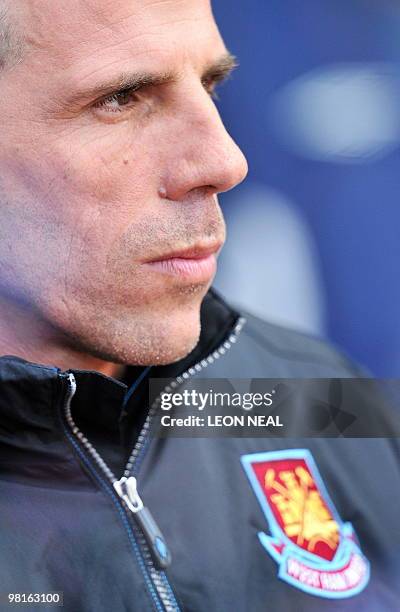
[{"x1": 144, "y1": 243, "x2": 222, "y2": 282}]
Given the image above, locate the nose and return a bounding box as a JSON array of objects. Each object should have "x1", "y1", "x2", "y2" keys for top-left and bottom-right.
[{"x1": 162, "y1": 88, "x2": 248, "y2": 201}]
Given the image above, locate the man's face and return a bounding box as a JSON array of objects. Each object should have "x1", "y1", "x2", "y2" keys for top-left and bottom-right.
[{"x1": 0, "y1": 0, "x2": 247, "y2": 365}]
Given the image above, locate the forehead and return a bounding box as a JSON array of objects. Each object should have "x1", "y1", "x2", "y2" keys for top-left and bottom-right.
[{"x1": 22, "y1": 0, "x2": 225, "y2": 75}]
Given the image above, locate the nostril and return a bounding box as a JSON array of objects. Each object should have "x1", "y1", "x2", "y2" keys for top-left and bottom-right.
[{"x1": 186, "y1": 186, "x2": 216, "y2": 202}]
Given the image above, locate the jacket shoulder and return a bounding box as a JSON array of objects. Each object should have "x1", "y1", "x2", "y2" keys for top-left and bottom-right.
[
  {"x1": 200, "y1": 289, "x2": 363, "y2": 378},
  {"x1": 234, "y1": 310, "x2": 363, "y2": 377}
]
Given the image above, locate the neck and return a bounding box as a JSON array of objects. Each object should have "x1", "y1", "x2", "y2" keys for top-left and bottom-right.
[{"x1": 0, "y1": 295, "x2": 125, "y2": 379}]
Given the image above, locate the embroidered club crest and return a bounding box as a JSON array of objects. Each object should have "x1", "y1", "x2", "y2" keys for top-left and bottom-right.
[{"x1": 241, "y1": 449, "x2": 370, "y2": 598}]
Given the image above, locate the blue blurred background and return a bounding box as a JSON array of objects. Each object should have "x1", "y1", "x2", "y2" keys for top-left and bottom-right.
[{"x1": 212, "y1": 0, "x2": 400, "y2": 377}]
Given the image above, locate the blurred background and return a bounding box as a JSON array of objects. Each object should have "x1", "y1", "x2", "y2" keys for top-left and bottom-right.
[{"x1": 212, "y1": 0, "x2": 400, "y2": 377}]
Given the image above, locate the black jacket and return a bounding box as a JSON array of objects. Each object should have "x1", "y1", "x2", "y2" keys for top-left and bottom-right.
[{"x1": 0, "y1": 289, "x2": 399, "y2": 612}]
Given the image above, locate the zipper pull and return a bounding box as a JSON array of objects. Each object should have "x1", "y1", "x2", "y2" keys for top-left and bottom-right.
[{"x1": 113, "y1": 476, "x2": 172, "y2": 570}]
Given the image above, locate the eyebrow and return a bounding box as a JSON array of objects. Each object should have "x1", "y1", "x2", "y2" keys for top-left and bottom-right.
[{"x1": 67, "y1": 51, "x2": 238, "y2": 106}]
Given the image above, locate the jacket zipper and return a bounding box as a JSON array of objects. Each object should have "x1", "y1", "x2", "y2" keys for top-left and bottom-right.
[
  {"x1": 61, "y1": 315, "x2": 246, "y2": 611},
  {"x1": 123, "y1": 316, "x2": 246, "y2": 478}
]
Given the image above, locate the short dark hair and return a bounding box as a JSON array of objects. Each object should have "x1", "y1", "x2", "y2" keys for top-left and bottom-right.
[{"x1": 0, "y1": 4, "x2": 23, "y2": 70}]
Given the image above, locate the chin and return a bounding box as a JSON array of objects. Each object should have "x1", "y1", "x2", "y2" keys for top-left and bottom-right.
[
  {"x1": 139, "y1": 308, "x2": 202, "y2": 366},
  {"x1": 66, "y1": 300, "x2": 203, "y2": 368},
  {"x1": 115, "y1": 287, "x2": 207, "y2": 366}
]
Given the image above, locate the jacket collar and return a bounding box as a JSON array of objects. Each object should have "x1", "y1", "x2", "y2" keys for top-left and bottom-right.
[{"x1": 0, "y1": 289, "x2": 239, "y2": 444}]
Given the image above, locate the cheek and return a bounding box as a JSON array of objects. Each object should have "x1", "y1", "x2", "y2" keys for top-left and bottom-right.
[
  {"x1": 59, "y1": 123, "x2": 158, "y2": 206},
  {"x1": 0, "y1": 119, "x2": 170, "y2": 308},
  {"x1": 0, "y1": 147, "x2": 134, "y2": 298},
  {"x1": 10, "y1": 119, "x2": 157, "y2": 215}
]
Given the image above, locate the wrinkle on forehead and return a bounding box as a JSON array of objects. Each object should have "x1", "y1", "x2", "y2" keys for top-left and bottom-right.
[
  {"x1": 23, "y1": 0, "x2": 212, "y2": 46},
  {"x1": 83, "y1": 0, "x2": 195, "y2": 24},
  {"x1": 19, "y1": 0, "x2": 217, "y2": 78}
]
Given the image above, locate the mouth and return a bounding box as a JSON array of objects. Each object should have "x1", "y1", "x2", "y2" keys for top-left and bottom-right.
[{"x1": 144, "y1": 243, "x2": 222, "y2": 282}]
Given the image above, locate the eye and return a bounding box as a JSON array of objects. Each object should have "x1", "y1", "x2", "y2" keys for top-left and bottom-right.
[
  {"x1": 202, "y1": 77, "x2": 221, "y2": 100},
  {"x1": 94, "y1": 88, "x2": 138, "y2": 113}
]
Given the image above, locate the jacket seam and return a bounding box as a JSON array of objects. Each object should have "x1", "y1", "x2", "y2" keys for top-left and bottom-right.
[{"x1": 243, "y1": 324, "x2": 351, "y2": 370}]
